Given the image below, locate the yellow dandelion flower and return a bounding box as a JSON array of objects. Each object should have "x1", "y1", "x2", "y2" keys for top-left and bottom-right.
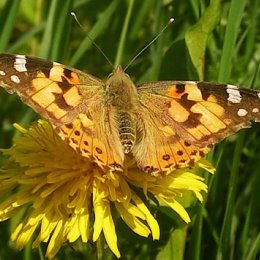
[{"x1": 0, "y1": 120, "x2": 214, "y2": 258}]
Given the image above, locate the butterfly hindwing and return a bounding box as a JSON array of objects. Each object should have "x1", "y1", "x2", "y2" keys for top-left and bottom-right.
[
  {"x1": 133, "y1": 112, "x2": 210, "y2": 173},
  {"x1": 57, "y1": 110, "x2": 124, "y2": 171}
]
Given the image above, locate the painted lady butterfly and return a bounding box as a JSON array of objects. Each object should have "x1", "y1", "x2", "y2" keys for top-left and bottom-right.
[{"x1": 0, "y1": 53, "x2": 259, "y2": 174}]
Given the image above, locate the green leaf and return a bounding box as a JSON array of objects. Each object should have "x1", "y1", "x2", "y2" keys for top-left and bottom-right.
[
  {"x1": 217, "y1": 0, "x2": 247, "y2": 82},
  {"x1": 156, "y1": 227, "x2": 187, "y2": 260},
  {"x1": 0, "y1": 0, "x2": 20, "y2": 51},
  {"x1": 185, "y1": 0, "x2": 221, "y2": 80}
]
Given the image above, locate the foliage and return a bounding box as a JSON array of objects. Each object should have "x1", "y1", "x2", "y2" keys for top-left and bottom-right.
[{"x1": 0, "y1": 0, "x2": 259, "y2": 259}]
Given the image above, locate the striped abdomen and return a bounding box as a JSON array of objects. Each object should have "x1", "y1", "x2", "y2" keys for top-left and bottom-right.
[{"x1": 118, "y1": 112, "x2": 136, "y2": 154}]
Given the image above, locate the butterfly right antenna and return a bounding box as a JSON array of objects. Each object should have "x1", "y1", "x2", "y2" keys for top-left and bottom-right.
[{"x1": 124, "y1": 17, "x2": 174, "y2": 72}]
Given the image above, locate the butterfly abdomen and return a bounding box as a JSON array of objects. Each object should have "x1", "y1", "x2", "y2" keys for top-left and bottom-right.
[
  {"x1": 118, "y1": 111, "x2": 136, "y2": 154},
  {"x1": 104, "y1": 65, "x2": 140, "y2": 154}
]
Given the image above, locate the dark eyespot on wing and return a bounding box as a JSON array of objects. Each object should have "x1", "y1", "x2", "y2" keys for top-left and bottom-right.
[{"x1": 176, "y1": 83, "x2": 186, "y2": 93}]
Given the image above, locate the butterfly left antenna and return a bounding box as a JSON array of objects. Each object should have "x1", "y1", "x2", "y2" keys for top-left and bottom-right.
[{"x1": 70, "y1": 12, "x2": 114, "y2": 69}]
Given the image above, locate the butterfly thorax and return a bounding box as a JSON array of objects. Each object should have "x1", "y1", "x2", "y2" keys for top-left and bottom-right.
[{"x1": 105, "y1": 66, "x2": 139, "y2": 153}]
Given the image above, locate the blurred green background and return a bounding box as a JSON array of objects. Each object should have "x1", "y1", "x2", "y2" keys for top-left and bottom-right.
[{"x1": 0, "y1": 0, "x2": 259, "y2": 259}]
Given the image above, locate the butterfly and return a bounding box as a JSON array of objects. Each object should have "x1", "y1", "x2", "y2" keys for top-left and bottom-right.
[{"x1": 0, "y1": 53, "x2": 260, "y2": 175}]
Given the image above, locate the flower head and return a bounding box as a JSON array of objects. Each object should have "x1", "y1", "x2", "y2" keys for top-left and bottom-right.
[{"x1": 0, "y1": 120, "x2": 214, "y2": 258}]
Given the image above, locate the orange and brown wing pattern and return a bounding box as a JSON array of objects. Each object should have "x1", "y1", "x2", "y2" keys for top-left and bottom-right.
[
  {"x1": 135, "y1": 81, "x2": 260, "y2": 173},
  {"x1": 0, "y1": 53, "x2": 124, "y2": 170},
  {"x1": 57, "y1": 110, "x2": 124, "y2": 171},
  {"x1": 132, "y1": 113, "x2": 211, "y2": 174},
  {"x1": 0, "y1": 53, "x2": 103, "y2": 123}
]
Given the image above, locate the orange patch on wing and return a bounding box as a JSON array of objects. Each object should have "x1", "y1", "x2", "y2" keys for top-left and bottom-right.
[
  {"x1": 185, "y1": 84, "x2": 203, "y2": 101},
  {"x1": 31, "y1": 80, "x2": 62, "y2": 107},
  {"x1": 166, "y1": 83, "x2": 204, "y2": 101},
  {"x1": 65, "y1": 71, "x2": 80, "y2": 84},
  {"x1": 168, "y1": 100, "x2": 190, "y2": 123},
  {"x1": 206, "y1": 94, "x2": 218, "y2": 102},
  {"x1": 63, "y1": 86, "x2": 82, "y2": 106},
  {"x1": 140, "y1": 138, "x2": 211, "y2": 174},
  {"x1": 186, "y1": 127, "x2": 204, "y2": 140},
  {"x1": 166, "y1": 85, "x2": 185, "y2": 99},
  {"x1": 191, "y1": 103, "x2": 226, "y2": 133},
  {"x1": 48, "y1": 66, "x2": 80, "y2": 84},
  {"x1": 195, "y1": 124, "x2": 211, "y2": 136},
  {"x1": 31, "y1": 77, "x2": 55, "y2": 92},
  {"x1": 49, "y1": 66, "x2": 64, "y2": 81},
  {"x1": 46, "y1": 103, "x2": 67, "y2": 119},
  {"x1": 201, "y1": 101, "x2": 225, "y2": 117}
]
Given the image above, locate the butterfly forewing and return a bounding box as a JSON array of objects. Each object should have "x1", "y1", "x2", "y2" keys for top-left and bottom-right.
[
  {"x1": 137, "y1": 81, "x2": 260, "y2": 146},
  {"x1": 0, "y1": 53, "x2": 124, "y2": 171},
  {"x1": 132, "y1": 112, "x2": 211, "y2": 174}
]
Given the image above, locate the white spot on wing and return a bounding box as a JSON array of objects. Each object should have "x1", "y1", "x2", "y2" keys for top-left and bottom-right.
[
  {"x1": 16, "y1": 54, "x2": 26, "y2": 59},
  {"x1": 227, "y1": 84, "x2": 239, "y2": 89},
  {"x1": 237, "y1": 108, "x2": 248, "y2": 117},
  {"x1": 226, "y1": 85, "x2": 242, "y2": 103},
  {"x1": 257, "y1": 93, "x2": 260, "y2": 99},
  {"x1": 10, "y1": 75, "x2": 20, "y2": 83},
  {"x1": 0, "y1": 70, "x2": 6, "y2": 76},
  {"x1": 14, "y1": 55, "x2": 27, "y2": 72},
  {"x1": 252, "y1": 108, "x2": 259, "y2": 113},
  {"x1": 186, "y1": 81, "x2": 197, "y2": 85}
]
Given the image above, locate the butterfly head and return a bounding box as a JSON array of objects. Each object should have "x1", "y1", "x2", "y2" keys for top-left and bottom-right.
[
  {"x1": 105, "y1": 65, "x2": 137, "y2": 103},
  {"x1": 107, "y1": 65, "x2": 129, "y2": 79}
]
